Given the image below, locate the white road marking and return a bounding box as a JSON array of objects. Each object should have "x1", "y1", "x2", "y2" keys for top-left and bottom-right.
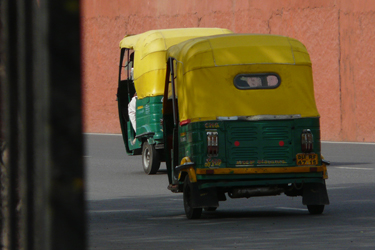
[
  {"x1": 89, "y1": 209, "x2": 147, "y2": 213},
  {"x1": 328, "y1": 186, "x2": 349, "y2": 190},
  {"x1": 277, "y1": 207, "x2": 307, "y2": 211},
  {"x1": 335, "y1": 167, "x2": 373, "y2": 170},
  {"x1": 322, "y1": 141, "x2": 375, "y2": 145},
  {"x1": 148, "y1": 215, "x2": 186, "y2": 220}
]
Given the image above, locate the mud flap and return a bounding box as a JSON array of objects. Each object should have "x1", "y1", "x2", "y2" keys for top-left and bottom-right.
[
  {"x1": 302, "y1": 182, "x2": 330, "y2": 205},
  {"x1": 190, "y1": 183, "x2": 219, "y2": 208}
]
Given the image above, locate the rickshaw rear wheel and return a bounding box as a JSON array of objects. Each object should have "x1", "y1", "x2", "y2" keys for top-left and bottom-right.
[
  {"x1": 183, "y1": 176, "x2": 202, "y2": 219},
  {"x1": 307, "y1": 205, "x2": 325, "y2": 215},
  {"x1": 142, "y1": 142, "x2": 161, "y2": 175}
]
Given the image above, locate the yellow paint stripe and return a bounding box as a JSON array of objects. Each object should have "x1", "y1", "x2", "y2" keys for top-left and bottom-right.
[
  {"x1": 179, "y1": 167, "x2": 197, "y2": 183},
  {"x1": 188, "y1": 168, "x2": 197, "y2": 183},
  {"x1": 195, "y1": 166, "x2": 327, "y2": 175},
  {"x1": 180, "y1": 157, "x2": 191, "y2": 165},
  {"x1": 322, "y1": 163, "x2": 328, "y2": 179}
]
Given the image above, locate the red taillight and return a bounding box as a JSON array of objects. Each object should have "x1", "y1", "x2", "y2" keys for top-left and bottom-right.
[
  {"x1": 207, "y1": 131, "x2": 219, "y2": 156},
  {"x1": 180, "y1": 119, "x2": 191, "y2": 126},
  {"x1": 301, "y1": 129, "x2": 313, "y2": 153}
]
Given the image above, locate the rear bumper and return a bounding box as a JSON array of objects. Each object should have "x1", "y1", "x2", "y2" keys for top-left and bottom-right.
[
  {"x1": 195, "y1": 165, "x2": 328, "y2": 176},
  {"x1": 193, "y1": 165, "x2": 328, "y2": 189},
  {"x1": 198, "y1": 176, "x2": 325, "y2": 189}
]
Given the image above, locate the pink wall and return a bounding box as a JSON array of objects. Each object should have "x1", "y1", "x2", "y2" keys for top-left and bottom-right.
[{"x1": 81, "y1": 0, "x2": 375, "y2": 142}]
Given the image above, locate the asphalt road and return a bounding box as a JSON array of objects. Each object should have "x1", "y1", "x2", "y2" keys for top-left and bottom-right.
[{"x1": 85, "y1": 134, "x2": 375, "y2": 250}]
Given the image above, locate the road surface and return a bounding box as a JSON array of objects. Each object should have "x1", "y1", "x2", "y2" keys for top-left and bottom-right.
[{"x1": 85, "y1": 134, "x2": 375, "y2": 250}]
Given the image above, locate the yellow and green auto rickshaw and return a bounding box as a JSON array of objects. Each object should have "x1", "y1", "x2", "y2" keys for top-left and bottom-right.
[
  {"x1": 163, "y1": 33, "x2": 330, "y2": 219},
  {"x1": 117, "y1": 28, "x2": 233, "y2": 174}
]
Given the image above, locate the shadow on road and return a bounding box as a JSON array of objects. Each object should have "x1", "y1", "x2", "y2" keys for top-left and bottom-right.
[{"x1": 88, "y1": 183, "x2": 375, "y2": 250}]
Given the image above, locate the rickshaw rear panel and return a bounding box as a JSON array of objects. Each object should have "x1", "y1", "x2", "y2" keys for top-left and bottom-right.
[{"x1": 178, "y1": 118, "x2": 321, "y2": 169}]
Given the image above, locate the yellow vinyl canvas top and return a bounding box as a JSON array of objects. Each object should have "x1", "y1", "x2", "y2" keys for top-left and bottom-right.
[
  {"x1": 119, "y1": 28, "x2": 233, "y2": 99},
  {"x1": 166, "y1": 34, "x2": 320, "y2": 122}
]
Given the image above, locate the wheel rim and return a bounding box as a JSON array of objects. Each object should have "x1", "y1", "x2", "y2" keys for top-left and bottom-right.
[{"x1": 143, "y1": 147, "x2": 150, "y2": 170}]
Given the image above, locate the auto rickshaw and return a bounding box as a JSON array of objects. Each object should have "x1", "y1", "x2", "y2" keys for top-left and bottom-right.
[
  {"x1": 117, "y1": 28, "x2": 233, "y2": 174},
  {"x1": 162, "y1": 33, "x2": 330, "y2": 219}
]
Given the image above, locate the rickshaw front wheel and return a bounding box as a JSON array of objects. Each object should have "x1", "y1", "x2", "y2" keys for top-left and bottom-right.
[
  {"x1": 307, "y1": 205, "x2": 325, "y2": 215},
  {"x1": 142, "y1": 142, "x2": 161, "y2": 175},
  {"x1": 183, "y1": 176, "x2": 202, "y2": 219}
]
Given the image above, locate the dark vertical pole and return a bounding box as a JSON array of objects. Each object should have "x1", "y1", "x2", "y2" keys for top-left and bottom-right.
[
  {"x1": 33, "y1": 1, "x2": 51, "y2": 249},
  {"x1": 47, "y1": 1, "x2": 85, "y2": 250},
  {"x1": 1, "y1": 0, "x2": 85, "y2": 249},
  {"x1": 12, "y1": 1, "x2": 36, "y2": 249},
  {"x1": 0, "y1": 0, "x2": 2, "y2": 243},
  {"x1": 2, "y1": 0, "x2": 20, "y2": 249},
  {"x1": 0, "y1": 1, "x2": 3, "y2": 142},
  {"x1": 22, "y1": 0, "x2": 35, "y2": 249}
]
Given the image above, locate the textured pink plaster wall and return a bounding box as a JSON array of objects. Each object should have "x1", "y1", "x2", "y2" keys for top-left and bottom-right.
[
  {"x1": 81, "y1": 0, "x2": 375, "y2": 142},
  {"x1": 339, "y1": 5, "x2": 375, "y2": 142}
]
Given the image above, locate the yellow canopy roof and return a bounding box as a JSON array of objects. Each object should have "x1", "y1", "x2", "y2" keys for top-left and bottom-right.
[
  {"x1": 167, "y1": 33, "x2": 311, "y2": 71},
  {"x1": 119, "y1": 28, "x2": 233, "y2": 99},
  {"x1": 166, "y1": 34, "x2": 319, "y2": 122}
]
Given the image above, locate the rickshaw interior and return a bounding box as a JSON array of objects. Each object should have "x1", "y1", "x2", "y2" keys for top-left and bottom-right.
[{"x1": 118, "y1": 48, "x2": 140, "y2": 154}]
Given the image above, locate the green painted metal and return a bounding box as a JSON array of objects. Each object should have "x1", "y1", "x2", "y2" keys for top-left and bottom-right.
[
  {"x1": 198, "y1": 178, "x2": 325, "y2": 189},
  {"x1": 178, "y1": 118, "x2": 321, "y2": 168},
  {"x1": 135, "y1": 96, "x2": 164, "y2": 141},
  {"x1": 119, "y1": 94, "x2": 164, "y2": 154},
  {"x1": 196, "y1": 172, "x2": 324, "y2": 180},
  {"x1": 177, "y1": 118, "x2": 324, "y2": 189}
]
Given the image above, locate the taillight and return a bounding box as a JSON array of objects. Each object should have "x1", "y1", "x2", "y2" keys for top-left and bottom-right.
[
  {"x1": 180, "y1": 119, "x2": 191, "y2": 126},
  {"x1": 207, "y1": 131, "x2": 218, "y2": 156},
  {"x1": 301, "y1": 129, "x2": 313, "y2": 153}
]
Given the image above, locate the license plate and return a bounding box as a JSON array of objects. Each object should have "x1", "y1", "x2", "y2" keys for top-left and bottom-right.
[{"x1": 296, "y1": 153, "x2": 318, "y2": 165}]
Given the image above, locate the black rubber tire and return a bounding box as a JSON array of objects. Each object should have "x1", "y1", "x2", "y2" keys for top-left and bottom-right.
[
  {"x1": 142, "y1": 142, "x2": 161, "y2": 175},
  {"x1": 204, "y1": 207, "x2": 217, "y2": 212},
  {"x1": 307, "y1": 205, "x2": 325, "y2": 215},
  {"x1": 183, "y1": 176, "x2": 202, "y2": 219}
]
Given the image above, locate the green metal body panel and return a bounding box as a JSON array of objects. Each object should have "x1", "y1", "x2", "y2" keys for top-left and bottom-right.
[
  {"x1": 197, "y1": 172, "x2": 324, "y2": 181},
  {"x1": 135, "y1": 96, "x2": 164, "y2": 141},
  {"x1": 126, "y1": 96, "x2": 164, "y2": 151},
  {"x1": 176, "y1": 118, "x2": 323, "y2": 189},
  {"x1": 199, "y1": 178, "x2": 324, "y2": 190}
]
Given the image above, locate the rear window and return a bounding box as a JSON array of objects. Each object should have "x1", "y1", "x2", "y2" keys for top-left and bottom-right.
[{"x1": 234, "y1": 73, "x2": 280, "y2": 89}]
